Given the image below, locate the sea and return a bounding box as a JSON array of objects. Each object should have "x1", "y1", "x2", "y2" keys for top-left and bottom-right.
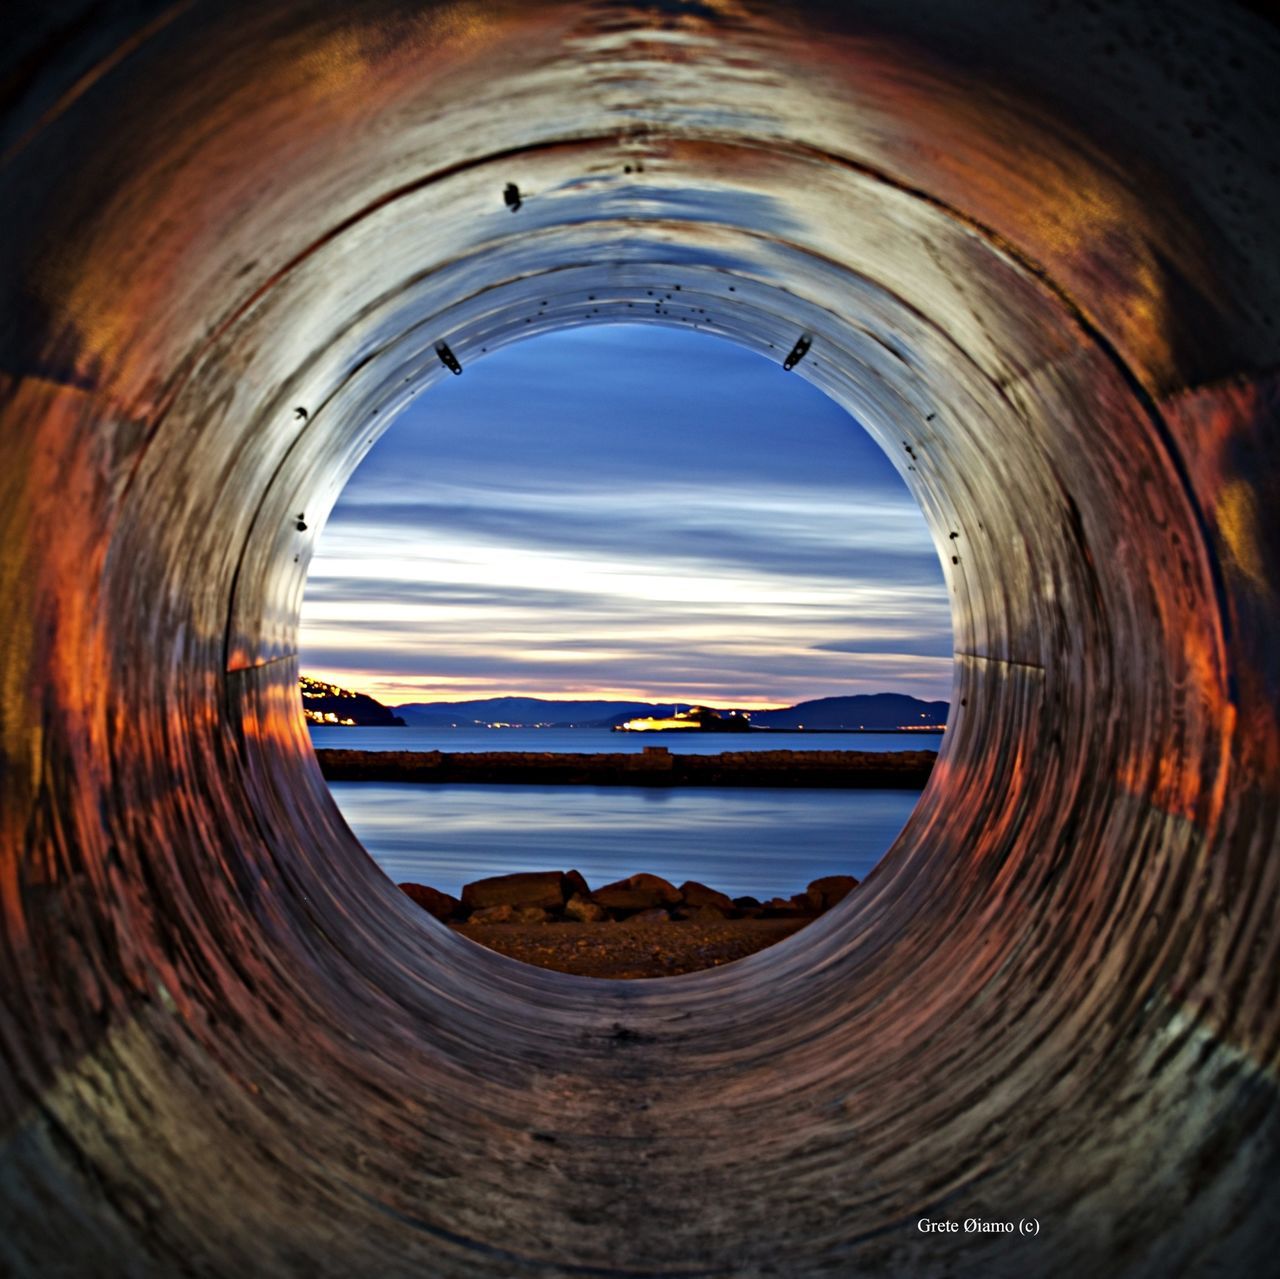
[
  {"x1": 310, "y1": 726, "x2": 940, "y2": 900},
  {"x1": 308, "y1": 725, "x2": 941, "y2": 756}
]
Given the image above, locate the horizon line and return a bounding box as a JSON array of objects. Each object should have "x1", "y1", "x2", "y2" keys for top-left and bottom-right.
[{"x1": 300, "y1": 672, "x2": 948, "y2": 710}]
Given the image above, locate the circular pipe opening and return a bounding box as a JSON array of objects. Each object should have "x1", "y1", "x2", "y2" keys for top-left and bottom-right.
[{"x1": 298, "y1": 321, "x2": 951, "y2": 975}]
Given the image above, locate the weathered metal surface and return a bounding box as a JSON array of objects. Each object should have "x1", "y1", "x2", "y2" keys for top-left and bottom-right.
[{"x1": 1, "y1": 2, "x2": 1277, "y2": 1275}]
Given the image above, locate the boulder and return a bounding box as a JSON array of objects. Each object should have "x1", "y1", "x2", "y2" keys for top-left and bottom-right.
[
  {"x1": 461, "y1": 870, "x2": 567, "y2": 913},
  {"x1": 564, "y1": 893, "x2": 608, "y2": 923},
  {"x1": 593, "y1": 873, "x2": 682, "y2": 912},
  {"x1": 626, "y1": 907, "x2": 670, "y2": 924},
  {"x1": 761, "y1": 896, "x2": 805, "y2": 918},
  {"x1": 398, "y1": 883, "x2": 461, "y2": 922},
  {"x1": 563, "y1": 869, "x2": 592, "y2": 900},
  {"x1": 469, "y1": 903, "x2": 517, "y2": 924},
  {"x1": 514, "y1": 905, "x2": 550, "y2": 925},
  {"x1": 732, "y1": 895, "x2": 762, "y2": 910},
  {"x1": 804, "y1": 875, "x2": 859, "y2": 913},
  {"x1": 679, "y1": 880, "x2": 734, "y2": 912},
  {"x1": 680, "y1": 903, "x2": 727, "y2": 922}
]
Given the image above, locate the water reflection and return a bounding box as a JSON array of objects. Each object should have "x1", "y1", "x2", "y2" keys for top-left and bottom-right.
[{"x1": 329, "y1": 781, "x2": 919, "y2": 899}]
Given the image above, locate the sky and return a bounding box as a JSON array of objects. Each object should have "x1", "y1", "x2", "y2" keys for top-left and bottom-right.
[{"x1": 299, "y1": 325, "x2": 952, "y2": 709}]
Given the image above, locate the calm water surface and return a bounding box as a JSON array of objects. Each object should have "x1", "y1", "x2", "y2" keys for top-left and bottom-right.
[
  {"x1": 309, "y1": 725, "x2": 942, "y2": 755},
  {"x1": 327, "y1": 780, "x2": 922, "y2": 899}
]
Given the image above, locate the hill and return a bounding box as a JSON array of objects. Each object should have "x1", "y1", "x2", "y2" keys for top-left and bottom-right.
[
  {"x1": 393, "y1": 697, "x2": 680, "y2": 728},
  {"x1": 748, "y1": 694, "x2": 948, "y2": 730},
  {"x1": 300, "y1": 676, "x2": 406, "y2": 726},
  {"x1": 390, "y1": 693, "x2": 948, "y2": 730}
]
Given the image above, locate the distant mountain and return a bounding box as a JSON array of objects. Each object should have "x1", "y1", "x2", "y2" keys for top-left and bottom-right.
[
  {"x1": 391, "y1": 693, "x2": 948, "y2": 730},
  {"x1": 748, "y1": 694, "x2": 948, "y2": 730},
  {"x1": 393, "y1": 697, "x2": 680, "y2": 728},
  {"x1": 300, "y1": 676, "x2": 406, "y2": 726}
]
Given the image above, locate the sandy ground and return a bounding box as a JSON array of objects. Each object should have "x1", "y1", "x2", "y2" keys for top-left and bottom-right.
[{"x1": 451, "y1": 916, "x2": 812, "y2": 979}]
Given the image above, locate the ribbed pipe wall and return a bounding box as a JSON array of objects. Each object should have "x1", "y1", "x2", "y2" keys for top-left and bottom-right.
[{"x1": 1, "y1": 2, "x2": 1278, "y2": 1275}]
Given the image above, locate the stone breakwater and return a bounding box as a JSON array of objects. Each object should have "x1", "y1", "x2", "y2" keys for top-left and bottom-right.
[{"x1": 317, "y1": 746, "x2": 936, "y2": 788}]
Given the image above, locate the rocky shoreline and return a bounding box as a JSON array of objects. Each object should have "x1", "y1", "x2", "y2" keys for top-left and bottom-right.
[
  {"x1": 399, "y1": 868, "x2": 858, "y2": 977},
  {"x1": 321, "y1": 745, "x2": 934, "y2": 788}
]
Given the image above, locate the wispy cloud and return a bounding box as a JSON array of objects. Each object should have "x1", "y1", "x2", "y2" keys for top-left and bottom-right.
[{"x1": 300, "y1": 326, "x2": 952, "y2": 706}]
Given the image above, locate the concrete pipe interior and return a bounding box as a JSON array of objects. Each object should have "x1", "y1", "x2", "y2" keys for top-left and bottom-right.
[{"x1": 2, "y1": 2, "x2": 1278, "y2": 1275}]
